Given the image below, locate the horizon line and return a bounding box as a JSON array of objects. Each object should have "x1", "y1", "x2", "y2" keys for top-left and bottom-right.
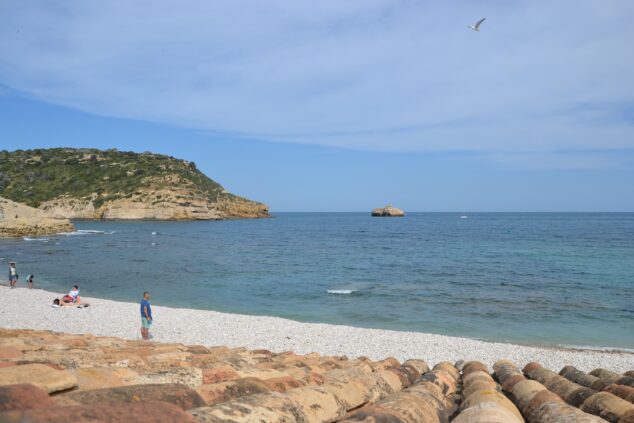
[{"x1": 268, "y1": 211, "x2": 634, "y2": 214}]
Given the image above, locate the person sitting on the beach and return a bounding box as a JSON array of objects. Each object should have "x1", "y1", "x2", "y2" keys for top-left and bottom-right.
[
  {"x1": 69, "y1": 285, "x2": 80, "y2": 301},
  {"x1": 61, "y1": 285, "x2": 80, "y2": 304}
]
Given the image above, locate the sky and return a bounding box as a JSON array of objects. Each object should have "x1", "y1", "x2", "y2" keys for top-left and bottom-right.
[{"x1": 1, "y1": 1, "x2": 633, "y2": 211}]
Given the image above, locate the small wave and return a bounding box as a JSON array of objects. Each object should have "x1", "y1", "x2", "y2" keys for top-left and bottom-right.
[
  {"x1": 556, "y1": 343, "x2": 634, "y2": 353},
  {"x1": 460, "y1": 215, "x2": 468, "y2": 219},
  {"x1": 151, "y1": 231, "x2": 158, "y2": 235},
  {"x1": 78, "y1": 229, "x2": 115, "y2": 235},
  {"x1": 58, "y1": 230, "x2": 114, "y2": 236},
  {"x1": 23, "y1": 237, "x2": 49, "y2": 241},
  {"x1": 327, "y1": 289, "x2": 356, "y2": 295}
]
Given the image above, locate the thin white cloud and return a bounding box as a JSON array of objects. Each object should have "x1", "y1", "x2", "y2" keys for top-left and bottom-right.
[
  {"x1": 451, "y1": 150, "x2": 634, "y2": 171},
  {"x1": 1, "y1": 0, "x2": 633, "y2": 155}
]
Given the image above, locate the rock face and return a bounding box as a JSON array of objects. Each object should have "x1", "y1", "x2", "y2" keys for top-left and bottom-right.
[
  {"x1": 371, "y1": 205, "x2": 405, "y2": 217},
  {"x1": 0, "y1": 197, "x2": 74, "y2": 238},
  {"x1": 0, "y1": 148, "x2": 269, "y2": 221},
  {"x1": 38, "y1": 192, "x2": 269, "y2": 221}
]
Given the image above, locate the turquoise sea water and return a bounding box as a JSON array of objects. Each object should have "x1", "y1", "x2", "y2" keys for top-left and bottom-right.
[{"x1": 1, "y1": 213, "x2": 633, "y2": 349}]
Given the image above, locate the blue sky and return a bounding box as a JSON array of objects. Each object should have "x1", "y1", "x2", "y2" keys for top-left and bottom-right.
[{"x1": 1, "y1": 1, "x2": 633, "y2": 211}]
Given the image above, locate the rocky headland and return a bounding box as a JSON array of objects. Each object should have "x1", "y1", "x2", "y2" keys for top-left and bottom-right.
[
  {"x1": 0, "y1": 197, "x2": 74, "y2": 238},
  {"x1": 372, "y1": 205, "x2": 405, "y2": 217},
  {"x1": 0, "y1": 148, "x2": 268, "y2": 221}
]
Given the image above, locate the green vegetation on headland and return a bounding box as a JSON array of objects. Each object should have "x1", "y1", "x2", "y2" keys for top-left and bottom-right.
[
  {"x1": 0, "y1": 148, "x2": 220, "y2": 207},
  {"x1": 0, "y1": 148, "x2": 268, "y2": 220}
]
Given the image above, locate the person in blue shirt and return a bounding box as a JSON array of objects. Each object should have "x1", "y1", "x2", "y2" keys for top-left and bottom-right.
[{"x1": 140, "y1": 291, "x2": 152, "y2": 340}]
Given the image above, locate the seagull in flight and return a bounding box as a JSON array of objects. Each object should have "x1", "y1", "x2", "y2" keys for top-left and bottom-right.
[{"x1": 468, "y1": 18, "x2": 486, "y2": 31}]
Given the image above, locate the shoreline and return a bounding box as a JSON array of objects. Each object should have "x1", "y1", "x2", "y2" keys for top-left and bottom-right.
[
  {"x1": 0, "y1": 285, "x2": 632, "y2": 372},
  {"x1": 3, "y1": 283, "x2": 630, "y2": 356}
]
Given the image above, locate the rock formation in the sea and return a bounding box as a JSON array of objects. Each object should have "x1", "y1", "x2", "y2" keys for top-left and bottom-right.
[
  {"x1": 1, "y1": 328, "x2": 632, "y2": 422},
  {"x1": 0, "y1": 197, "x2": 74, "y2": 238},
  {"x1": 371, "y1": 205, "x2": 405, "y2": 217},
  {"x1": 0, "y1": 148, "x2": 268, "y2": 220}
]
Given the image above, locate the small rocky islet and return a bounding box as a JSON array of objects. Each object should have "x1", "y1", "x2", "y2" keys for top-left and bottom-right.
[
  {"x1": 371, "y1": 205, "x2": 405, "y2": 217},
  {"x1": 0, "y1": 328, "x2": 632, "y2": 422}
]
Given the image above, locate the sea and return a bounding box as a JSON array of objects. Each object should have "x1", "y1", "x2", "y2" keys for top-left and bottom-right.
[{"x1": 1, "y1": 212, "x2": 633, "y2": 350}]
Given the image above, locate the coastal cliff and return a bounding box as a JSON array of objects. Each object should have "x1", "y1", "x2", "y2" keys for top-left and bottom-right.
[
  {"x1": 0, "y1": 148, "x2": 268, "y2": 221},
  {"x1": 0, "y1": 197, "x2": 74, "y2": 238}
]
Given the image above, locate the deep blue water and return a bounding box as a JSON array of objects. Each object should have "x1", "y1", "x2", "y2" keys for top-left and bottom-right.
[{"x1": 1, "y1": 213, "x2": 633, "y2": 349}]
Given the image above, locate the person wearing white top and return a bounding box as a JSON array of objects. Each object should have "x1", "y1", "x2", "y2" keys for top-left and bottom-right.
[
  {"x1": 69, "y1": 285, "x2": 79, "y2": 299},
  {"x1": 8, "y1": 262, "x2": 18, "y2": 289},
  {"x1": 63, "y1": 285, "x2": 80, "y2": 304}
]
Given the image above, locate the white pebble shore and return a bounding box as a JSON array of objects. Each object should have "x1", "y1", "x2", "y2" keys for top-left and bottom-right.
[{"x1": 0, "y1": 286, "x2": 632, "y2": 372}]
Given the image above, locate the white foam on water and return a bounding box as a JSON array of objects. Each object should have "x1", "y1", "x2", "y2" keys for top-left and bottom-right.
[
  {"x1": 23, "y1": 237, "x2": 49, "y2": 241},
  {"x1": 460, "y1": 215, "x2": 468, "y2": 219},
  {"x1": 151, "y1": 232, "x2": 158, "y2": 235},
  {"x1": 327, "y1": 289, "x2": 356, "y2": 295},
  {"x1": 58, "y1": 230, "x2": 114, "y2": 236},
  {"x1": 58, "y1": 231, "x2": 92, "y2": 236},
  {"x1": 557, "y1": 343, "x2": 634, "y2": 354},
  {"x1": 78, "y1": 229, "x2": 114, "y2": 235}
]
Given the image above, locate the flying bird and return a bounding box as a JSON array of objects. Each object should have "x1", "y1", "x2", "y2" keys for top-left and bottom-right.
[{"x1": 468, "y1": 18, "x2": 486, "y2": 31}]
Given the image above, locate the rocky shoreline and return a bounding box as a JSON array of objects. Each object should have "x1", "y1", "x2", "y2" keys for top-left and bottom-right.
[
  {"x1": 0, "y1": 197, "x2": 74, "y2": 238},
  {"x1": 37, "y1": 193, "x2": 269, "y2": 221}
]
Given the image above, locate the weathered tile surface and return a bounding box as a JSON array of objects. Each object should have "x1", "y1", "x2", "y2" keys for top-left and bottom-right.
[
  {"x1": 0, "y1": 328, "x2": 631, "y2": 422},
  {"x1": 0, "y1": 363, "x2": 77, "y2": 393},
  {"x1": 0, "y1": 383, "x2": 54, "y2": 411}
]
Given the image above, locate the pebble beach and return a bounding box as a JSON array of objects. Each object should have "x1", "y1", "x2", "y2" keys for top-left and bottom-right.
[{"x1": 1, "y1": 285, "x2": 632, "y2": 372}]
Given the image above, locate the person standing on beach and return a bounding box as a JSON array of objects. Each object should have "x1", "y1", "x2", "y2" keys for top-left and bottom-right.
[
  {"x1": 140, "y1": 292, "x2": 152, "y2": 340},
  {"x1": 26, "y1": 274, "x2": 34, "y2": 289},
  {"x1": 8, "y1": 262, "x2": 18, "y2": 288}
]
